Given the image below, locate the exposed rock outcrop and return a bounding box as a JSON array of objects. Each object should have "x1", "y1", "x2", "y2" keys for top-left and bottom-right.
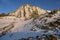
[{"x1": 9, "y1": 4, "x2": 51, "y2": 20}]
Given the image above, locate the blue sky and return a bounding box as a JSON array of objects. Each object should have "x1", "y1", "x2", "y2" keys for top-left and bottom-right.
[{"x1": 0, "y1": 0, "x2": 60, "y2": 13}]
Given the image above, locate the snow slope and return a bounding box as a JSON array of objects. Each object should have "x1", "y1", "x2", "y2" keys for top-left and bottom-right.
[
  {"x1": 0, "y1": 5, "x2": 60, "y2": 40},
  {"x1": 0, "y1": 17, "x2": 46, "y2": 40},
  {"x1": 0, "y1": 10, "x2": 60, "y2": 40}
]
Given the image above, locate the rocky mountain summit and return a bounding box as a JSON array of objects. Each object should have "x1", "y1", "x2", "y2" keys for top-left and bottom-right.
[
  {"x1": 9, "y1": 4, "x2": 51, "y2": 20},
  {"x1": 0, "y1": 4, "x2": 60, "y2": 40}
]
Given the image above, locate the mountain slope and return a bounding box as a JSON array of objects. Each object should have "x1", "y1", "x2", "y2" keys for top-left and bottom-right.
[
  {"x1": 9, "y1": 4, "x2": 51, "y2": 20},
  {"x1": 0, "y1": 4, "x2": 60, "y2": 40}
]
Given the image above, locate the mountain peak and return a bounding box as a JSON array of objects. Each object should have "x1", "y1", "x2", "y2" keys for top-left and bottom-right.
[{"x1": 9, "y1": 4, "x2": 50, "y2": 20}]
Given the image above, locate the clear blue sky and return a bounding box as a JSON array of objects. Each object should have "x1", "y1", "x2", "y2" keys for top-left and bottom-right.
[{"x1": 0, "y1": 0, "x2": 60, "y2": 13}]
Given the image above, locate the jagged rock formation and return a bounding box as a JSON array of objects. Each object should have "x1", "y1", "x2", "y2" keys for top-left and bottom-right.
[
  {"x1": 9, "y1": 4, "x2": 51, "y2": 20},
  {"x1": 31, "y1": 9, "x2": 60, "y2": 31}
]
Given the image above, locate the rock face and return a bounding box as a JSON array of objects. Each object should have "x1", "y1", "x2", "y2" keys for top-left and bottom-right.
[
  {"x1": 32, "y1": 9, "x2": 60, "y2": 31},
  {"x1": 9, "y1": 4, "x2": 50, "y2": 20}
]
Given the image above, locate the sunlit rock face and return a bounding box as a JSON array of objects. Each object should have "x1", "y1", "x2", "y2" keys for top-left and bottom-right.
[{"x1": 9, "y1": 4, "x2": 50, "y2": 20}]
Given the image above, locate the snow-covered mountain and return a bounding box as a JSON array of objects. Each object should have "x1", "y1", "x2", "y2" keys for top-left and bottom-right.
[
  {"x1": 0, "y1": 4, "x2": 60, "y2": 40},
  {"x1": 9, "y1": 4, "x2": 50, "y2": 20}
]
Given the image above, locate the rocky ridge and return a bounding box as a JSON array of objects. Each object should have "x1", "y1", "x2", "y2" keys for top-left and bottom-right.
[{"x1": 9, "y1": 4, "x2": 51, "y2": 20}]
